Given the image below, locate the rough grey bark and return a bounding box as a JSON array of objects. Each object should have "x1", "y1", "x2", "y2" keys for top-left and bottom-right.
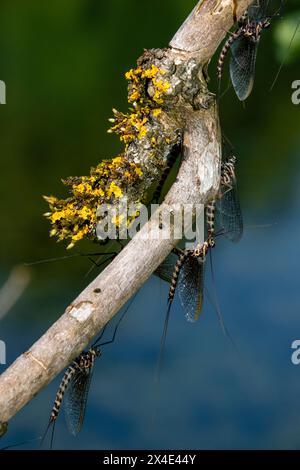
[{"x1": 0, "y1": 0, "x2": 253, "y2": 428}]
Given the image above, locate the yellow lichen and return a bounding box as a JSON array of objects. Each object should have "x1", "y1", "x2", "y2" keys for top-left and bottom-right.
[
  {"x1": 152, "y1": 108, "x2": 162, "y2": 117},
  {"x1": 125, "y1": 67, "x2": 142, "y2": 81},
  {"x1": 129, "y1": 90, "x2": 140, "y2": 102},
  {"x1": 152, "y1": 78, "x2": 170, "y2": 104},
  {"x1": 141, "y1": 65, "x2": 163, "y2": 79},
  {"x1": 107, "y1": 182, "x2": 123, "y2": 198},
  {"x1": 134, "y1": 166, "x2": 143, "y2": 177},
  {"x1": 111, "y1": 213, "x2": 125, "y2": 227}
]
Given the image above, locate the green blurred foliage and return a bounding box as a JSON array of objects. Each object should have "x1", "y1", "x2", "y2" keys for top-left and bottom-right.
[
  {"x1": 274, "y1": 11, "x2": 300, "y2": 62},
  {"x1": 0, "y1": 0, "x2": 299, "y2": 280}
]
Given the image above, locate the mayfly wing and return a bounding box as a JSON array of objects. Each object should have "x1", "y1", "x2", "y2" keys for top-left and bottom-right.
[
  {"x1": 216, "y1": 181, "x2": 243, "y2": 243},
  {"x1": 64, "y1": 360, "x2": 95, "y2": 436},
  {"x1": 248, "y1": 0, "x2": 269, "y2": 20},
  {"x1": 229, "y1": 34, "x2": 259, "y2": 101},
  {"x1": 177, "y1": 253, "x2": 205, "y2": 323},
  {"x1": 154, "y1": 251, "x2": 179, "y2": 284}
]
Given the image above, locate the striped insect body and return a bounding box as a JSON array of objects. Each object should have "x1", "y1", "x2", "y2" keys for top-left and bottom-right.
[
  {"x1": 168, "y1": 251, "x2": 189, "y2": 304},
  {"x1": 205, "y1": 201, "x2": 216, "y2": 242},
  {"x1": 221, "y1": 155, "x2": 236, "y2": 188},
  {"x1": 50, "y1": 363, "x2": 78, "y2": 424}
]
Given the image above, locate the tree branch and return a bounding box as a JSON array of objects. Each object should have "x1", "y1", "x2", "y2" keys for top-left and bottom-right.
[{"x1": 0, "y1": 0, "x2": 253, "y2": 427}]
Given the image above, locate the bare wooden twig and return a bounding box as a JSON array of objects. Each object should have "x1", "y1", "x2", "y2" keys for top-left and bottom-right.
[{"x1": 0, "y1": 0, "x2": 253, "y2": 427}]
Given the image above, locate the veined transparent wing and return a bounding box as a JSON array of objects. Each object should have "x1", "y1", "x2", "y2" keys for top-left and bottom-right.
[
  {"x1": 216, "y1": 183, "x2": 243, "y2": 243},
  {"x1": 177, "y1": 253, "x2": 205, "y2": 323},
  {"x1": 248, "y1": 0, "x2": 270, "y2": 21},
  {"x1": 230, "y1": 34, "x2": 258, "y2": 101},
  {"x1": 154, "y1": 251, "x2": 179, "y2": 284},
  {"x1": 64, "y1": 363, "x2": 94, "y2": 436}
]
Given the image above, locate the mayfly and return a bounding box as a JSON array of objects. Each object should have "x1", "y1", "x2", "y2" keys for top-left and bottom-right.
[
  {"x1": 154, "y1": 154, "x2": 242, "y2": 376},
  {"x1": 217, "y1": 0, "x2": 273, "y2": 100},
  {"x1": 155, "y1": 239, "x2": 215, "y2": 380},
  {"x1": 41, "y1": 301, "x2": 132, "y2": 449},
  {"x1": 156, "y1": 153, "x2": 243, "y2": 321},
  {"x1": 158, "y1": 237, "x2": 217, "y2": 324}
]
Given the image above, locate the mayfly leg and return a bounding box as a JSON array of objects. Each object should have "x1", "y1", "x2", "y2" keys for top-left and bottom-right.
[
  {"x1": 25, "y1": 250, "x2": 118, "y2": 267},
  {"x1": 92, "y1": 292, "x2": 138, "y2": 348},
  {"x1": 84, "y1": 252, "x2": 118, "y2": 278},
  {"x1": 84, "y1": 242, "x2": 124, "y2": 278}
]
